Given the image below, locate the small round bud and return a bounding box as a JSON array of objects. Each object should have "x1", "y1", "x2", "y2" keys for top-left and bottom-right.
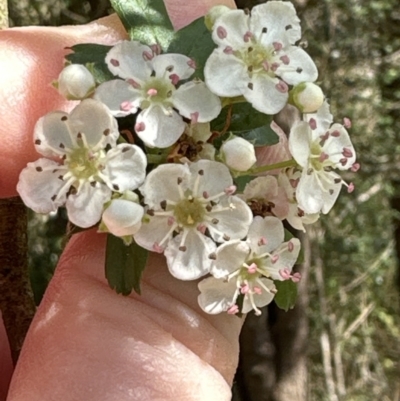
[
  {"x1": 57, "y1": 64, "x2": 95, "y2": 100},
  {"x1": 102, "y1": 199, "x2": 144, "y2": 237},
  {"x1": 205, "y1": 5, "x2": 232, "y2": 31},
  {"x1": 221, "y1": 137, "x2": 256, "y2": 172},
  {"x1": 291, "y1": 82, "x2": 324, "y2": 113}
]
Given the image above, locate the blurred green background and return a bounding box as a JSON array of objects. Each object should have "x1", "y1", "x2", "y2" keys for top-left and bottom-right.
[{"x1": 8, "y1": 0, "x2": 400, "y2": 400}]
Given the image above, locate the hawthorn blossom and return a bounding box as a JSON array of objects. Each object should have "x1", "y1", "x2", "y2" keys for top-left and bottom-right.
[
  {"x1": 220, "y1": 136, "x2": 256, "y2": 171},
  {"x1": 198, "y1": 216, "x2": 301, "y2": 315},
  {"x1": 55, "y1": 64, "x2": 95, "y2": 100},
  {"x1": 242, "y1": 176, "x2": 289, "y2": 219},
  {"x1": 278, "y1": 168, "x2": 319, "y2": 231},
  {"x1": 134, "y1": 160, "x2": 253, "y2": 280},
  {"x1": 17, "y1": 99, "x2": 147, "y2": 228},
  {"x1": 204, "y1": 1, "x2": 318, "y2": 115},
  {"x1": 288, "y1": 101, "x2": 357, "y2": 214},
  {"x1": 94, "y1": 41, "x2": 221, "y2": 148}
]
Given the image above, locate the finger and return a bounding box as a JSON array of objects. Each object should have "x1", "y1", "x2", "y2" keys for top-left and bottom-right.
[
  {"x1": 0, "y1": 0, "x2": 235, "y2": 199},
  {"x1": 7, "y1": 230, "x2": 242, "y2": 401},
  {"x1": 0, "y1": 312, "x2": 13, "y2": 400}
]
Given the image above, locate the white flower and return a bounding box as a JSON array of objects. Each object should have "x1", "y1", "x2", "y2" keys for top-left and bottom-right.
[
  {"x1": 204, "y1": 1, "x2": 318, "y2": 115},
  {"x1": 278, "y1": 168, "x2": 319, "y2": 231},
  {"x1": 101, "y1": 198, "x2": 144, "y2": 237},
  {"x1": 134, "y1": 160, "x2": 253, "y2": 280},
  {"x1": 94, "y1": 41, "x2": 222, "y2": 148},
  {"x1": 198, "y1": 216, "x2": 301, "y2": 315},
  {"x1": 288, "y1": 101, "x2": 357, "y2": 214},
  {"x1": 56, "y1": 64, "x2": 95, "y2": 100},
  {"x1": 242, "y1": 176, "x2": 289, "y2": 219},
  {"x1": 220, "y1": 136, "x2": 256, "y2": 171},
  {"x1": 17, "y1": 99, "x2": 147, "y2": 228}
]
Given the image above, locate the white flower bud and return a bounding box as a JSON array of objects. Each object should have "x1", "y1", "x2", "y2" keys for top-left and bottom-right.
[
  {"x1": 221, "y1": 137, "x2": 256, "y2": 172},
  {"x1": 291, "y1": 82, "x2": 324, "y2": 113},
  {"x1": 57, "y1": 64, "x2": 95, "y2": 100},
  {"x1": 102, "y1": 199, "x2": 144, "y2": 237},
  {"x1": 204, "y1": 5, "x2": 232, "y2": 31}
]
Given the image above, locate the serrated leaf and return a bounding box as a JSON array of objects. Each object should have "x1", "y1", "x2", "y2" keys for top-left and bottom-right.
[
  {"x1": 274, "y1": 280, "x2": 298, "y2": 311},
  {"x1": 110, "y1": 0, "x2": 174, "y2": 50},
  {"x1": 65, "y1": 44, "x2": 113, "y2": 84},
  {"x1": 211, "y1": 103, "x2": 279, "y2": 147},
  {"x1": 167, "y1": 17, "x2": 215, "y2": 80},
  {"x1": 105, "y1": 234, "x2": 148, "y2": 296}
]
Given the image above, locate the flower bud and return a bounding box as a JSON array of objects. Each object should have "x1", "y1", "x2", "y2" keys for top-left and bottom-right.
[
  {"x1": 102, "y1": 199, "x2": 144, "y2": 237},
  {"x1": 56, "y1": 64, "x2": 95, "y2": 100},
  {"x1": 205, "y1": 5, "x2": 232, "y2": 31},
  {"x1": 291, "y1": 82, "x2": 324, "y2": 113},
  {"x1": 221, "y1": 137, "x2": 256, "y2": 172}
]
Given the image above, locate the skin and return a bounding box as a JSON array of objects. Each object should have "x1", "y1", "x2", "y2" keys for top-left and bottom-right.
[{"x1": 0, "y1": 1, "x2": 245, "y2": 400}]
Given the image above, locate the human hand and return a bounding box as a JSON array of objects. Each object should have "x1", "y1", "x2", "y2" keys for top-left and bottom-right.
[{"x1": 0, "y1": 2, "x2": 242, "y2": 400}]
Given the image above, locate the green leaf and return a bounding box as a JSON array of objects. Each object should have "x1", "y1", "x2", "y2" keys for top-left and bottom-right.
[
  {"x1": 274, "y1": 280, "x2": 298, "y2": 312},
  {"x1": 110, "y1": 0, "x2": 174, "y2": 50},
  {"x1": 65, "y1": 44, "x2": 113, "y2": 84},
  {"x1": 105, "y1": 234, "x2": 148, "y2": 296},
  {"x1": 167, "y1": 17, "x2": 215, "y2": 80},
  {"x1": 211, "y1": 103, "x2": 279, "y2": 147}
]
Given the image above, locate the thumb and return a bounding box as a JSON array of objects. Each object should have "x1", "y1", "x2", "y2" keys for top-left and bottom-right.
[{"x1": 7, "y1": 230, "x2": 242, "y2": 401}]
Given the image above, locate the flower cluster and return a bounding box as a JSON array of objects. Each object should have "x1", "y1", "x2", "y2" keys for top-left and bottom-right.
[{"x1": 17, "y1": 1, "x2": 358, "y2": 316}]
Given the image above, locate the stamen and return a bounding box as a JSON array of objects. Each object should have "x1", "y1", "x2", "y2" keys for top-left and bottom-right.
[
  {"x1": 309, "y1": 118, "x2": 317, "y2": 130},
  {"x1": 247, "y1": 263, "x2": 257, "y2": 274},
  {"x1": 147, "y1": 88, "x2": 158, "y2": 97},
  {"x1": 280, "y1": 55, "x2": 290, "y2": 65},
  {"x1": 191, "y1": 112, "x2": 199, "y2": 124},
  {"x1": 110, "y1": 59, "x2": 119, "y2": 67},
  {"x1": 167, "y1": 216, "x2": 175, "y2": 226},
  {"x1": 224, "y1": 185, "x2": 237, "y2": 195},
  {"x1": 169, "y1": 74, "x2": 180, "y2": 85},
  {"x1": 291, "y1": 272, "x2": 302, "y2": 283},
  {"x1": 275, "y1": 81, "x2": 289, "y2": 93},
  {"x1": 290, "y1": 178, "x2": 299, "y2": 188},
  {"x1": 330, "y1": 130, "x2": 340, "y2": 137},
  {"x1": 347, "y1": 182, "x2": 355, "y2": 193},
  {"x1": 187, "y1": 59, "x2": 197, "y2": 69},
  {"x1": 288, "y1": 241, "x2": 294, "y2": 252},
  {"x1": 342, "y1": 147, "x2": 353, "y2": 158},
  {"x1": 120, "y1": 101, "x2": 133, "y2": 112},
  {"x1": 197, "y1": 224, "x2": 207, "y2": 234},
  {"x1": 279, "y1": 268, "x2": 291, "y2": 280},
  {"x1": 319, "y1": 152, "x2": 329, "y2": 162},
  {"x1": 258, "y1": 237, "x2": 268, "y2": 246},
  {"x1": 135, "y1": 122, "x2": 146, "y2": 132},
  {"x1": 351, "y1": 163, "x2": 360, "y2": 172},
  {"x1": 142, "y1": 51, "x2": 153, "y2": 61},
  {"x1": 224, "y1": 46, "x2": 234, "y2": 55},
  {"x1": 343, "y1": 117, "x2": 352, "y2": 128},
  {"x1": 227, "y1": 305, "x2": 239, "y2": 315},
  {"x1": 150, "y1": 44, "x2": 161, "y2": 55},
  {"x1": 296, "y1": 67, "x2": 303, "y2": 74},
  {"x1": 243, "y1": 31, "x2": 253, "y2": 42},
  {"x1": 273, "y1": 42, "x2": 283, "y2": 51},
  {"x1": 209, "y1": 252, "x2": 217, "y2": 260},
  {"x1": 271, "y1": 254, "x2": 279, "y2": 263},
  {"x1": 127, "y1": 79, "x2": 141, "y2": 89},
  {"x1": 152, "y1": 243, "x2": 164, "y2": 253},
  {"x1": 217, "y1": 26, "x2": 227, "y2": 39}
]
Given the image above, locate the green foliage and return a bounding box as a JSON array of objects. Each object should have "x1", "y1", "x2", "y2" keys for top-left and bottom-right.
[
  {"x1": 105, "y1": 234, "x2": 148, "y2": 295},
  {"x1": 167, "y1": 17, "x2": 215, "y2": 80},
  {"x1": 274, "y1": 280, "x2": 298, "y2": 312},
  {"x1": 65, "y1": 44, "x2": 113, "y2": 83},
  {"x1": 110, "y1": 0, "x2": 174, "y2": 50}
]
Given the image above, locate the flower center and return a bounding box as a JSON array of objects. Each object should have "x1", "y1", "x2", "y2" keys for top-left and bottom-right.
[
  {"x1": 141, "y1": 77, "x2": 175, "y2": 109},
  {"x1": 174, "y1": 197, "x2": 205, "y2": 227},
  {"x1": 66, "y1": 146, "x2": 100, "y2": 180},
  {"x1": 236, "y1": 43, "x2": 274, "y2": 75}
]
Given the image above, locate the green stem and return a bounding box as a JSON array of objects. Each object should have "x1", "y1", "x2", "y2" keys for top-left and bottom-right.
[
  {"x1": 147, "y1": 154, "x2": 167, "y2": 164},
  {"x1": 238, "y1": 159, "x2": 297, "y2": 176}
]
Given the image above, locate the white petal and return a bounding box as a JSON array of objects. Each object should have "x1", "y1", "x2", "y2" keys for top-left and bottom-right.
[
  {"x1": 134, "y1": 215, "x2": 174, "y2": 251},
  {"x1": 264, "y1": 238, "x2": 301, "y2": 280},
  {"x1": 305, "y1": 100, "x2": 333, "y2": 135},
  {"x1": 243, "y1": 176, "x2": 278, "y2": 200},
  {"x1": 204, "y1": 50, "x2": 247, "y2": 97},
  {"x1": 136, "y1": 106, "x2": 185, "y2": 148},
  {"x1": 242, "y1": 278, "x2": 275, "y2": 313},
  {"x1": 189, "y1": 160, "x2": 232, "y2": 198},
  {"x1": 165, "y1": 229, "x2": 216, "y2": 280},
  {"x1": 212, "y1": 240, "x2": 250, "y2": 278},
  {"x1": 106, "y1": 41, "x2": 152, "y2": 81},
  {"x1": 104, "y1": 144, "x2": 147, "y2": 191},
  {"x1": 102, "y1": 199, "x2": 144, "y2": 237},
  {"x1": 248, "y1": 216, "x2": 284, "y2": 255},
  {"x1": 277, "y1": 47, "x2": 318, "y2": 85},
  {"x1": 66, "y1": 182, "x2": 111, "y2": 228},
  {"x1": 324, "y1": 124, "x2": 356, "y2": 169},
  {"x1": 198, "y1": 277, "x2": 238, "y2": 314},
  {"x1": 212, "y1": 9, "x2": 250, "y2": 48},
  {"x1": 94, "y1": 80, "x2": 141, "y2": 117},
  {"x1": 172, "y1": 81, "x2": 221, "y2": 123},
  {"x1": 34, "y1": 112, "x2": 74, "y2": 157},
  {"x1": 242, "y1": 73, "x2": 288, "y2": 115},
  {"x1": 320, "y1": 172, "x2": 342, "y2": 214},
  {"x1": 69, "y1": 99, "x2": 119, "y2": 148},
  {"x1": 141, "y1": 163, "x2": 190, "y2": 207},
  {"x1": 288, "y1": 121, "x2": 311, "y2": 168},
  {"x1": 17, "y1": 159, "x2": 67, "y2": 213},
  {"x1": 251, "y1": 2, "x2": 301, "y2": 47},
  {"x1": 152, "y1": 53, "x2": 194, "y2": 81},
  {"x1": 207, "y1": 196, "x2": 252, "y2": 242}
]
